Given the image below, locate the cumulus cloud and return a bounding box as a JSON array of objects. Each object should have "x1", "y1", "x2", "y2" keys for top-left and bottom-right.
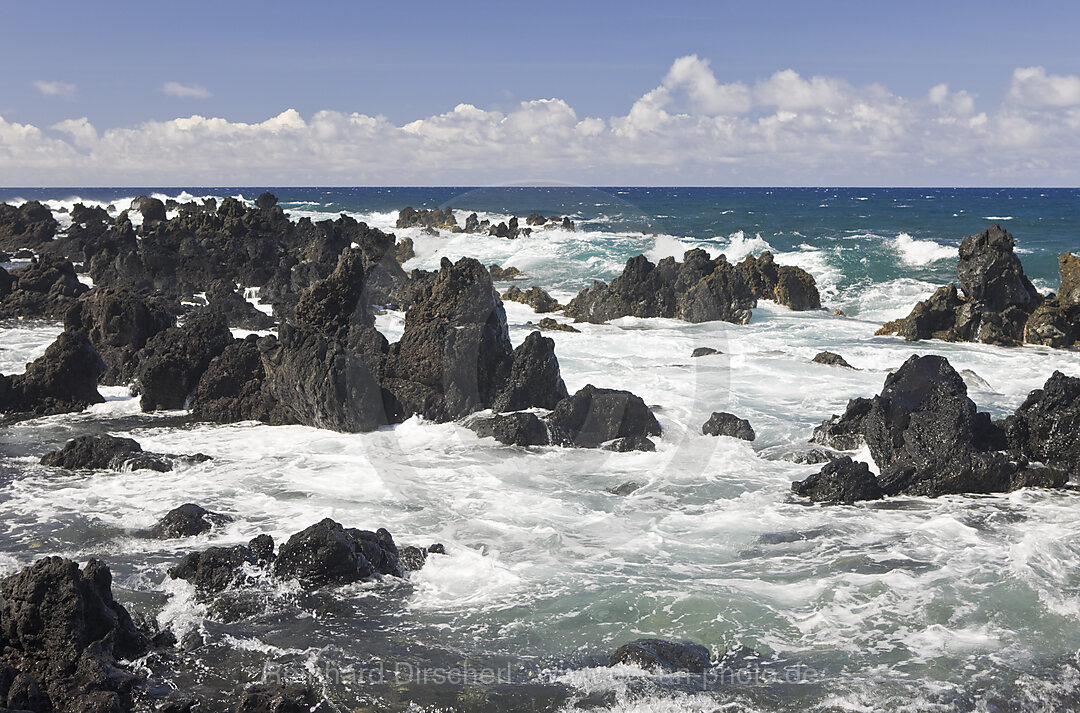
[
  {"x1": 4, "y1": 56, "x2": 1080, "y2": 185},
  {"x1": 161, "y1": 82, "x2": 212, "y2": 99},
  {"x1": 33, "y1": 80, "x2": 76, "y2": 98}
]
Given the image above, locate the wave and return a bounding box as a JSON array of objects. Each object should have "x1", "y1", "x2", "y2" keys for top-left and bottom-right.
[{"x1": 889, "y1": 233, "x2": 956, "y2": 266}]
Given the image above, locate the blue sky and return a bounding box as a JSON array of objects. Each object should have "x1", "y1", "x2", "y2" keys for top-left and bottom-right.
[{"x1": 2, "y1": 0, "x2": 1079, "y2": 185}]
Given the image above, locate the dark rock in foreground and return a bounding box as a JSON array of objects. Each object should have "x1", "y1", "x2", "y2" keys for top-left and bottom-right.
[
  {"x1": 170, "y1": 545, "x2": 259, "y2": 593},
  {"x1": 691, "y1": 347, "x2": 721, "y2": 357},
  {"x1": 609, "y1": 638, "x2": 711, "y2": 673},
  {"x1": 702, "y1": 412, "x2": 756, "y2": 441},
  {"x1": 0, "y1": 331, "x2": 105, "y2": 419},
  {"x1": 1005, "y1": 371, "x2": 1080, "y2": 475},
  {"x1": 803, "y1": 354, "x2": 1068, "y2": 500},
  {"x1": 0, "y1": 557, "x2": 150, "y2": 713},
  {"x1": 148, "y1": 504, "x2": 232, "y2": 539},
  {"x1": 791, "y1": 456, "x2": 883, "y2": 504}
]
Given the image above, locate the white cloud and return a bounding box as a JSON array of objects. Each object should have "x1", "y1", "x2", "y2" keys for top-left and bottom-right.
[
  {"x1": 161, "y1": 82, "x2": 212, "y2": 99},
  {"x1": 33, "y1": 80, "x2": 76, "y2": 98},
  {"x1": 1006, "y1": 66, "x2": 1080, "y2": 107},
  {"x1": 4, "y1": 57, "x2": 1080, "y2": 186}
]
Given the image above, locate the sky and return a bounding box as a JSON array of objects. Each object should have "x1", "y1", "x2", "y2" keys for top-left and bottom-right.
[{"x1": 1, "y1": 0, "x2": 1079, "y2": 186}]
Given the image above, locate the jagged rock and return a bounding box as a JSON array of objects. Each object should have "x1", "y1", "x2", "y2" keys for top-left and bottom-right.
[
  {"x1": 865, "y1": 355, "x2": 1019, "y2": 496},
  {"x1": 488, "y1": 264, "x2": 522, "y2": 281},
  {"x1": 0, "y1": 332, "x2": 105, "y2": 418},
  {"x1": 189, "y1": 335, "x2": 284, "y2": 424},
  {"x1": 40, "y1": 435, "x2": 210, "y2": 472},
  {"x1": 564, "y1": 249, "x2": 768, "y2": 324},
  {"x1": 169, "y1": 546, "x2": 258, "y2": 593},
  {"x1": 812, "y1": 351, "x2": 853, "y2": 368},
  {"x1": 774, "y1": 265, "x2": 821, "y2": 310},
  {"x1": 64, "y1": 287, "x2": 176, "y2": 385},
  {"x1": 382, "y1": 258, "x2": 514, "y2": 421},
  {"x1": 701, "y1": 412, "x2": 756, "y2": 441},
  {"x1": 467, "y1": 411, "x2": 551, "y2": 446},
  {"x1": 814, "y1": 354, "x2": 1065, "y2": 498},
  {"x1": 261, "y1": 323, "x2": 390, "y2": 432},
  {"x1": 0, "y1": 254, "x2": 89, "y2": 319},
  {"x1": 811, "y1": 397, "x2": 873, "y2": 450},
  {"x1": 248, "y1": 535, "x2": 275, "y2": 564},
  {"x1": 1004, "y1": 371, "x2": 1080, "y2": 474},
  {"x1": 0, "y1": 201, "x2": 57, "y2": 250},
  {"x1": 791, "y1": 456, "x2": 883, "y2": 504},
  {"x1": 602, "y1": 435, "x2": 656, "y2": 452},
  {"x1": 273, "y1": 519, "x2": 401, "y2": 588},
  {"x1": 0, "y1": 557, "x2": 150, "y2": 713},
  {"x1": 1025, "y1": 298, "x2": 1076, "y2": 348},
  {"x1": 502, "y1": 285, "x2": 559, "y2": 313},
  {"x1": 396, "y1": 206, "x2": 458, "y2": 231},
  {"x1": 492, "y1": 331, "x2": 568, "y2": 412},
  {"x1": 147, "y1": 504, "x2": 231, "y2": 539},
  {"x1": 205, "y1": 282, "x2": 275, "y2": 330},
  {"x1": 530, "y1": 317, "x2": 579, "y2": 333},
  {"x1": 549, "y1": 384, "x2": 661, "y2": 448},
  {"x1": 691, "y1": 347, "x2": 721, "y2": 357},
  {"x1": 395, "y1": 236, "x2": 415, "y2": 264},
  {"x1": 609, "y1": 639, "x2": 711, "y2": 673},
  {"x1": 607, "y1": 481, "x2": 643, "y2": 495},
  {"x1": 399, "y1": 544, "x2": 446, "y2": 572},
  {"x1": 878, "y1": 225, "x2": 1045, "y2": 347},
  {"x1": 958, "y1": 224, "x2": 1041, "y2": 310},
  {"x1": 254, "y1": 193, "x2": 277, "y2": 211},
  {"x1": 134, "y1": 312, "x2": 234, "y2": 410}
]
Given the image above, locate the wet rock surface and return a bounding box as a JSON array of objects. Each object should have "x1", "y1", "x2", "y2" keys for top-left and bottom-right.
[
  {"x1": 701, "y1": 412, "x2": 756, "y2": 441},
  {"x1": 40, "y1": 435, "x2": 211, "y2": 472},
  {"x1": 791, "y1": 456, "x2": 883, "y2": 504},
  {"x1": 609, "y1": 638, "x2": 711, "y2": 673},
  {"x1": 0, "y1": 331, "x2": 105, "y2": 419}
]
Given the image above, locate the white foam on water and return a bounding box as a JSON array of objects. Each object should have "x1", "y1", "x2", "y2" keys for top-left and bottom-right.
[{"x1": 889, "y1": 233, "x2": 956, "y2": 265}]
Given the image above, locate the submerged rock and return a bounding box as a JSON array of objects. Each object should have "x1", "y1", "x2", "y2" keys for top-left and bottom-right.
[
  {"x1": 701, "y1": 412, "x2": 756, "y2": 441},
  {"x1": 609, "y1": 638, "x2": 711, "y2": 673},
  {"x1": 40, "y1": 435, "x2": 211, "y2": 472},
  {"x1": 0, "y1": 331, "x2": 105, "y2": 418},
  {"x1": 602, "y1": 435, "x2": 656, "y2": 452},
  {"x1": 0, "y1": 557, "x2": 150, "y2": 713},
  {"x1": 812, "y1": 351, "x2": 853, "y2": 368},
  {"x1": 147, "y1": 504, "x2": 232, "y2": 539},
  {"x1": 691, "y1": 347, "x2": 721, "y2": 357},
  {"x1": 502, "y1": 285, "x2": 559, "y2": 313},
  {"x1": 791, "y1": 456, "x2": 883, "y2": 504},
  {"x1": 530, "y1": 317, "x2": 580, "y2": 333},
  {"x1": 467, "y1": 411, "x2": 551, "y2": 446}
]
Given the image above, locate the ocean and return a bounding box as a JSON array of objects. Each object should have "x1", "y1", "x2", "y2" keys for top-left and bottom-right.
[{"x1": 2, "y1": 186, "x2": 1080, "y2": 711}]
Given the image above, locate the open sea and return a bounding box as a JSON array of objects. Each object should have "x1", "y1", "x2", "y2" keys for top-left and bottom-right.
[{"x1": 3, "y1": 186, "x2": 1080, "y2": 711}]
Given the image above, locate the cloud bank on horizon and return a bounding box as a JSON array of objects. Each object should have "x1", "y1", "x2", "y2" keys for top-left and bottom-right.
[{"x1": 3, "y1": 56, "x2": 1080, "y2": 186}]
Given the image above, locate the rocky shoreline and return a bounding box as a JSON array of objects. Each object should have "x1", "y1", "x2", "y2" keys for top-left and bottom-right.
[{"x1": 2, "y1": 195, "x2": 1080, "y2": 711}]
